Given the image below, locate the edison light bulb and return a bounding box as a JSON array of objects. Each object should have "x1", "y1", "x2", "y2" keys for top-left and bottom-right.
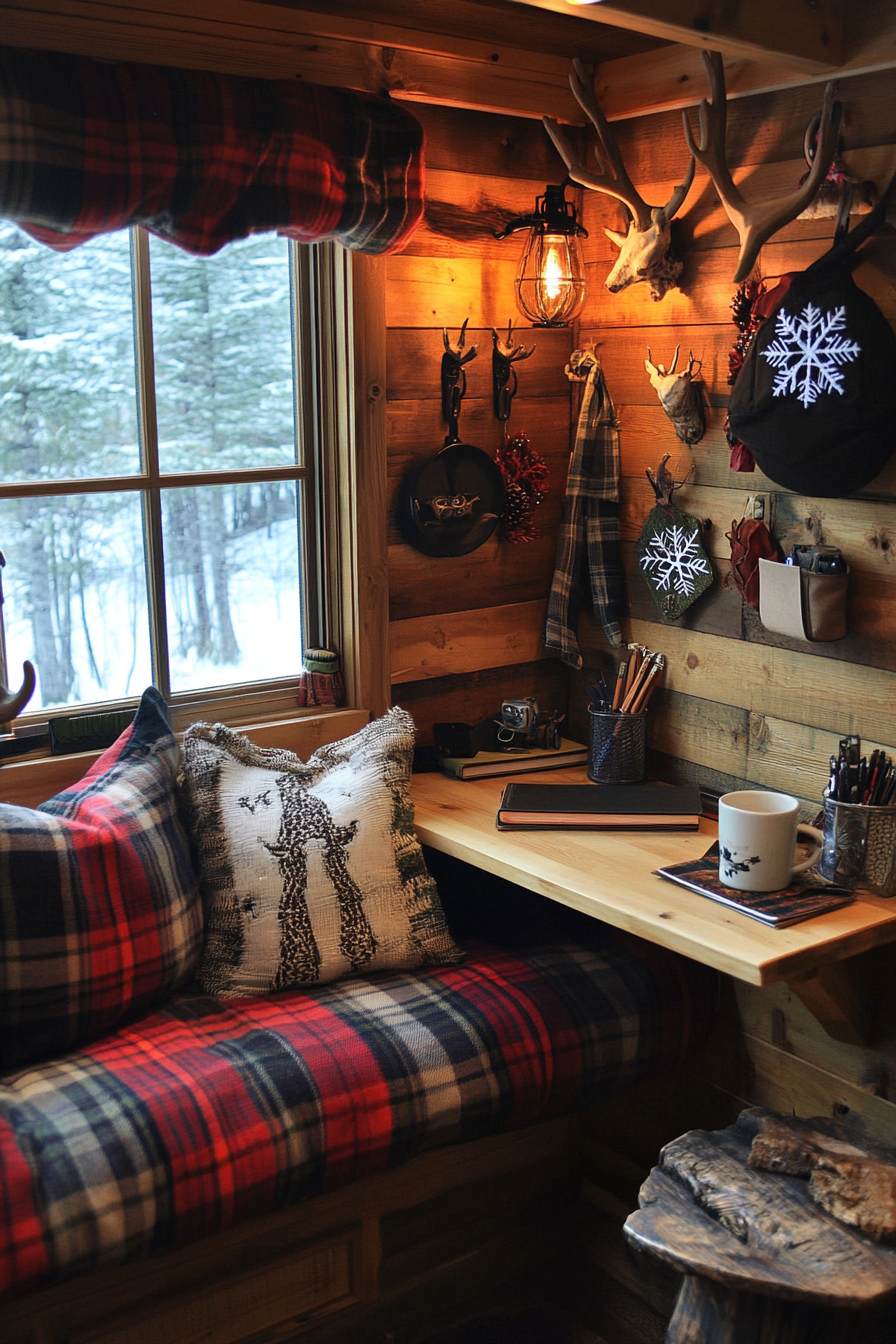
[{"x1": 516, "y1": 229, "x2": 586, "y2": 327}]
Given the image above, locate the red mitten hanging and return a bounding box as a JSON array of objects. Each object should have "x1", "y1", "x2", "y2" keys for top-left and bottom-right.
[{"x1": 725, "y1": 517, "x2": 781, "y2": 609}]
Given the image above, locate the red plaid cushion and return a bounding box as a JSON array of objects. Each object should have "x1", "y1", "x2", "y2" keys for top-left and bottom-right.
[
  {"x1": 0, "y1": 688, "x2": 203, "y2": 1070},
  {"x1": 0, "y1": 934, "x2": 716, "y2": 1300}
]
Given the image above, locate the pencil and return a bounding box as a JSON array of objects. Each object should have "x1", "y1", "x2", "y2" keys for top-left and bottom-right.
[
  {"x1": 631, "y1": 656, "x2": 665, "y2": 713},
  {"x1": 620, "y1": 653, "x2": 655, "y2": 713},
  {"x1": 611, "y1": 659, "x2": 628, "y2": 711},
  {"x1": 623, "y1": 644, "x2": 642, "y2": 701}
]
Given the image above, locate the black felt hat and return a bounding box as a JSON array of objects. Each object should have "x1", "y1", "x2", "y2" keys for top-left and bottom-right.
[{"x1": 727, "y1": 196, "x2": 896, "y2": 498}]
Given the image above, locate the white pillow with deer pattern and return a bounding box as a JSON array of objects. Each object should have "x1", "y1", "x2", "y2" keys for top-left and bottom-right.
[{"x1": 180, "y1": 708, "x2": 463, "y2": 996}]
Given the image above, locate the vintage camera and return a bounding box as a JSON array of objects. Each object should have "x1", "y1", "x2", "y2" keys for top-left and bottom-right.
[
  {"x1": 495, "y1": 698, "x2": 562, "y2": 751},
  {"x1": 787, "y1": 544, "x2": 847, "y2": 575},
  {"x1": 433, "y1": 699, "x2": 564, "y2": 758},
  {"x1": 498, "y1": 697, "x2": 539, "y2": 735}
]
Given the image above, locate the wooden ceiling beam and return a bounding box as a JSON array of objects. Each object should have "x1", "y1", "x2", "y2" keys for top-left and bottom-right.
[
  {"x1": 3, "y1": 0, "x2": 893, "y2": 128},
  {"x1": 843, "y1": 0, "x2": 896, "y2": 71},
  {"x1": 0, "y1": 0, "x2": 588, "y2": 122},
  {"x1": 593, "y1": 40, "x2": 896, "y2": 122},
  {"x1": 503, "y1": 0, "x2": 845, "y2": 72}
]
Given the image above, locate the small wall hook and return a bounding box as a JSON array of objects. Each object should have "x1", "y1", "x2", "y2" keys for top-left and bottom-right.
[
  {"x1": 441, "y1": 319, "x2": 478, "y2": 439},
  {"x1": 492, "y1": 321, "x2": 535, "y2": 422},
  {"x1": 0, "y1": 660, "x2": 36, "y2": 725}
]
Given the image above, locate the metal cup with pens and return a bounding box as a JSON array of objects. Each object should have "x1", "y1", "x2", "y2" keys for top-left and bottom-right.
[
  {"x1": 588, "y1": 709, "x2": 647, "y2": 784},
  {"x1": 817, "y1": 736, "x2": 896, "y2": 896},
  {"x1": 587, "y1": 645, "x2": 665, "y2": 786}
]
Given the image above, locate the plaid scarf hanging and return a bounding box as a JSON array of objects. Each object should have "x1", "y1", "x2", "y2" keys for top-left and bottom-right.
[
  {"x1": 0, "y1": 45, "x2": 424, "y2": 255},
  {"x1": 544, "y1": 350, "x2": 625, "y2": 669}
]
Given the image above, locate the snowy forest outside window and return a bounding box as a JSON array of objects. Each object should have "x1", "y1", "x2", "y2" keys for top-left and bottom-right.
[{"x1": 0, "y1": 222, "x2": 323, "y2": 715}]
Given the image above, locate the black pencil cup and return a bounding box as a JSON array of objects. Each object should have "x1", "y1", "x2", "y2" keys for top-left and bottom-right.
[{"x1": 588, "y1": 709, "x2": 647, "y2": 785}]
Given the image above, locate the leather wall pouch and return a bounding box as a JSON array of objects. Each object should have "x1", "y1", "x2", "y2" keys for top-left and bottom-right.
[{"x1": 759, "y1": 558, "x2": 849, "y2": 641}]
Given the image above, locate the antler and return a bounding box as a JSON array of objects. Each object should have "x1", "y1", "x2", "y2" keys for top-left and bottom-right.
[
  {"x1": 683, "y1": 50, "x2": 842, "y2": 283},
  {"x1": 544, "y1": 57, "x2": 695, "y2": 231},
  {"x1": 491, "y1": 321, "x2": 535, "y2": 364},
  {"x1": 0, "y1": 660, "x2": 36, "y2": 725}
]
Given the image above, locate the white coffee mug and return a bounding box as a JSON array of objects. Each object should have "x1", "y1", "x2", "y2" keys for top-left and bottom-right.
[{"x1": 718, "y1": 790, "x2": 824, "y2": 892}]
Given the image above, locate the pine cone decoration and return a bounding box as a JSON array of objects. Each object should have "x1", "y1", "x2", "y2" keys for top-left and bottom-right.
[
  {"x1": 496, "y1": 433, "x2": 549, "y2": 543},
  {"x1": 727, "y1": 279, "x2": 766, "y2": 385},
  {"x1": 726, "y1": 279, "x2": 766, "y2": 471}
]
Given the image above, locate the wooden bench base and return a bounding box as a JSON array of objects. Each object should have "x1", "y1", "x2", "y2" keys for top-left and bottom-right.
[
  {"x1": 0, "y1": 1116, "x2": 577, "y2": 1344},
  {"x1": 625, "y1": 1109, "x2": 896, "y2": 1344},
  {"x1": 666, "y1": 1274, "x2": 857, "y2": 1344}
]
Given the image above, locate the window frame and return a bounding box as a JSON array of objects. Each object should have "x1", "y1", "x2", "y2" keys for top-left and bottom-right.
[{"x1": 0, "y1": 229, "x2": 389, "y2": 734}]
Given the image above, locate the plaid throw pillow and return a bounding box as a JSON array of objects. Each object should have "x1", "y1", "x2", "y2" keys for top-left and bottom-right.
[
  {"x1": 0, "y1": 688, "x2": 203, "y2": 1070},
  {"x1": 181, "y1": 708, "x2": 463, "y2": 997}
]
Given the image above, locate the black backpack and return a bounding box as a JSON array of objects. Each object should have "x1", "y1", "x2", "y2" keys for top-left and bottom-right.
[{"x1": 727, "y1": 184, "x2": 896, "y2": 498}]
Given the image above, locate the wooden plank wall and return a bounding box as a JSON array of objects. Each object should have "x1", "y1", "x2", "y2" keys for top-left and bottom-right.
[
  {"x1": 386, "y1": 104, "x2": 576, "y2": 742},
  {"x1": 566, "y1": 67, "x2": 896, "y2": 811},
  {"x1": 550, "y1": 67, "x2": 896, "y2": 1341}
]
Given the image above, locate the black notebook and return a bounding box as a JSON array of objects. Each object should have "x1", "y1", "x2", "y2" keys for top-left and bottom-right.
[
  {"x1": 496, "y1": 782, "x2": 703, "y2": 830},
  {"x1": 655, "y1": 842, "x2": 855, "y2": 927}
]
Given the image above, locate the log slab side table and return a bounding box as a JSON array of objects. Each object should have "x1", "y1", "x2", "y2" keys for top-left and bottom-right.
[{"x1": 623, "y1": 1110, "x2": 896, "y2": 1344}]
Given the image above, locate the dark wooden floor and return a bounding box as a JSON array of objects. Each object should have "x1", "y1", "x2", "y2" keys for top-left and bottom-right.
[{"x1": 411, "y1": 1296, "x2": 607, "y2": 1344}]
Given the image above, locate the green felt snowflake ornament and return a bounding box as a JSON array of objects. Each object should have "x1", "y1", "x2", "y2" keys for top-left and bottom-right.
[{"x1": 635, "y1": 456, "x2": 714, "y2": 622}]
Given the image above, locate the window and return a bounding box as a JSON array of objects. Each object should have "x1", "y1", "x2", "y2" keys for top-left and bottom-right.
[{"x1": 0, "y1": 223, "x2": 341, "y2": 723}]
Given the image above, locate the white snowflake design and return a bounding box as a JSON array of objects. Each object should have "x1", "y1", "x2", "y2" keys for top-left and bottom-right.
[
  {"x1": 762, "y1": 301, "x2": 861, "y2": 408},
  {"x1": 639, "y1": 523, "x2": 710, "y2": 596}
]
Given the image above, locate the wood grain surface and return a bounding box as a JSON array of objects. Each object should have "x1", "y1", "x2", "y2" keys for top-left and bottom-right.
[
  {"x1": 411, "y1": 769, "x2": 896, "y2": 986},
  {"x1": 624, "y1": 1114, "x2": 896, "y2": 1306}
]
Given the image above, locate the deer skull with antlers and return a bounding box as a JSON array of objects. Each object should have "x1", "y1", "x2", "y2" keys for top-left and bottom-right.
[
  {"x1": 543, "y1": 59, "x2": 695, "y2": 300},
  {"x1": 682, "y1": 51, "x2": 842, "y2": 283}
]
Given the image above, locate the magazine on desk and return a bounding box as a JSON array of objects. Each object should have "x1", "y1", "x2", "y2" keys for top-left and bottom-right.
[{"x1": 655, "y1": 842, "x2": 855, "y2": 927}]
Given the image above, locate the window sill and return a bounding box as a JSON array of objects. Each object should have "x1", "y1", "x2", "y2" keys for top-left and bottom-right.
[{"x1": 0, "y1": 708, "x2": 369, "y2": 810}]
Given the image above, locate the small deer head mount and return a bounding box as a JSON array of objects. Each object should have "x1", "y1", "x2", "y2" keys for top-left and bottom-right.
[
  {"x1": 646, "y1": 453, "x2": 695, "y2": 507},
  {"x1": 645, "y1": 346, "x2": 705, "y2": 445},
  {"x1": 543, "y1": 58, "x2": 695, "y2": 300}
]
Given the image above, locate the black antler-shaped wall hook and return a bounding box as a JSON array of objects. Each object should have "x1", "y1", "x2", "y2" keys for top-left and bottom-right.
[
  {"x1": 441, "y1": 319, "x2": 478, "y2": 443},
  {"x1": 0, "y1": 661, "x2": 36, "y2": 726},
  {"x1": 0, "y1": 550, "x2": 36, "y2": 729},
  {"x1": 492, "y1": 321, "x2": 535, "y2": 422}
]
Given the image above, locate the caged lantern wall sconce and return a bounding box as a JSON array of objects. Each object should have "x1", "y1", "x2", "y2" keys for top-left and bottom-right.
[{"x1": 495, "y1": 180, "x2": 588, "y2": 327}]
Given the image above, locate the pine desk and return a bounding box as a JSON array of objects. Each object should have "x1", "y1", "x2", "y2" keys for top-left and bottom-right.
[{"x1": 412, "y1": 767, "x2": 896, "y2": 1034}]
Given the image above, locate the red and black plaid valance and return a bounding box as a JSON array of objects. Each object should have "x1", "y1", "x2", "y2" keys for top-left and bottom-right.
[{"x1": 0, "y1": 46, "x2": 425, "y2": 255}]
